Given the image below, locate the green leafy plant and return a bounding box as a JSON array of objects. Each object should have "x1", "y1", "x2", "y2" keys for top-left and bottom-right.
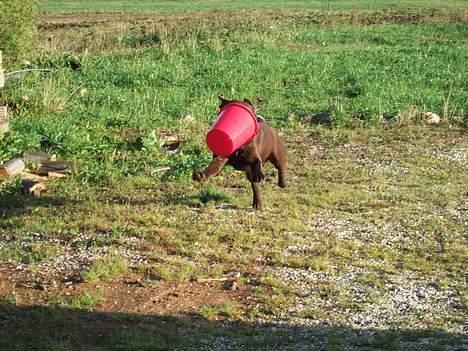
[{"x1": 0, "y1": 0, "x2": 37, "y2": 67}]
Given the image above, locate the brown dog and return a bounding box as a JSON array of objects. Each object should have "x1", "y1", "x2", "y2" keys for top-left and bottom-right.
[{"x1": 193, "y1": 95, "x2": 287, "y2": 210}]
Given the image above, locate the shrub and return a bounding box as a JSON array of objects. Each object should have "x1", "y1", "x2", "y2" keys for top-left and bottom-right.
[{"x1": 0, "y1": 0, "x2": 38, "y2": 68}]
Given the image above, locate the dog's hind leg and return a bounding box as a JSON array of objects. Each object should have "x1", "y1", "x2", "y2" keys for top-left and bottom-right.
[
  {"x1": 192, "y1": 156, "x2": 228, "y2": 182},
  {"x1": 268, "y1": 140, "x2": 287, "y2": 188}
]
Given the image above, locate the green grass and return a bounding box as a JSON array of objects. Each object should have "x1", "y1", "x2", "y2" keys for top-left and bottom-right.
[
  {"x1": 68, "y1": 289, "x2": 102, "y2": 311},
  {"x1": 38, "y1": 0, "x2": 468, "y2": 13},
  {"x1": 46, "y1": 289, "x2": 102, "y2": 311},
  {"x1": 81, "y1": 254, "x2": 128, "y2": 282},
  {"x1": 1, "y1": 17, "x2": 466, "y2": 184},
  {"x1": 200, "y1": 301, "x2": 242, "y2": 319},
  {"x1": 0, "y1": 6, "x2": 467, "y2": 351}
]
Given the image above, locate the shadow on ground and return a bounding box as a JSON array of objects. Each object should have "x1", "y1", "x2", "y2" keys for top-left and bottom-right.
[
  {"x1": 0, "y1": 193, "x2": 70, "y2": 221},
  {"x1": 0, "y1": 302, "x2": 465, "y2": 351}
]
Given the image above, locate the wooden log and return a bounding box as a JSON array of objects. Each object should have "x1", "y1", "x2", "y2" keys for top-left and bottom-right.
[
  {"x1": 0, "y1": 105, "x2": 6, "y2": 120},
  {"x1": 0, "y1": 120, "x2": 8, "y2": 134},
  {"x1": 20, "y1": 172, "x2": 48, "y2": 182},
  {"x1": 24, "y1": 150, "x2": 56, "y2": 163},
  {"x1": 47, "y1": 171, "x2": 67, "y2": 178},
  {"x1": 0, "y1": 106, "x2": 8, "y2": 135},
  {"x1": 22, "y1": 179, "x2": 46, "y2": 197},
  {"x1": 36, "y1": 160, "x2": 76, "y2": 175},
  {"x1": 0, "y1": 158, "x2": 25, "y2": 178}
]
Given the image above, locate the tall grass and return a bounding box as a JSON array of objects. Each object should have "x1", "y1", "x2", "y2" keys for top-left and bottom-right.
[
  {"x1": 37, "y1": 0, "x2": 468, "y2": 13},
  {"x1": 0, "y1": 12, "x2": 466, "y2": 185},
  {"x1": 0, "y1": 0, "x2": 37, "y2": 67}
]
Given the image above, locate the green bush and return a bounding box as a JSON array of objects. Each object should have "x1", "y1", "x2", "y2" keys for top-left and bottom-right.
[{"x1": 0, "y1": 0, "x2": 37, "y2": 68}]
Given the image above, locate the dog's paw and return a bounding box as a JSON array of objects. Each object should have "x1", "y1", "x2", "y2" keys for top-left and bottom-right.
[
  {"x1": 252, "y1": 202, "x2": 263, "y2": 210},
  {"x1": 192, "y1": 171, "x2": 205, "y2": 182}
]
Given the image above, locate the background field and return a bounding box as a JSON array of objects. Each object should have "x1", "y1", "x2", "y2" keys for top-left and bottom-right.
[
  {"x1": 0, "y1": 2, "x2": 467, "y2": 351},
  {"x1": 38, "y1": 0, "x2": 468, "y2": 12}
]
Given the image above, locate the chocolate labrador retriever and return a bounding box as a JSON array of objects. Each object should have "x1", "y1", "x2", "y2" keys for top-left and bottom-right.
[{"x1": 193, "y1": 95, "x2": 287, "y2": 210}]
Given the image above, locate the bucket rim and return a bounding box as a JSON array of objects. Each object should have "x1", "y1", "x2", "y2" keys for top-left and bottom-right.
[{"x1": 219, "y1": 101, "x2": 258, "y2": 140}]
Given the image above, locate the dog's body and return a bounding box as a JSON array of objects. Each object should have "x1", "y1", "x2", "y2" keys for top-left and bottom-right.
[{"x1": 193, "y1": 96, "x2": 287, "y2": 210}]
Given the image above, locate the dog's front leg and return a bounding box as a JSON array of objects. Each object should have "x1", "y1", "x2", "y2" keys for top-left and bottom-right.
[
  {"x1": 192, "y1": 156, "x2": 228, "y2": 182},
  {"x1": 247, "y1": 165, "x2": 262, "y2": 210},
  {"x1": 251, "y1": 182, "x2": 262, "y2": 210},
  {"x1": 250, "y1": 159, "x2": 264, "y2": 183}
]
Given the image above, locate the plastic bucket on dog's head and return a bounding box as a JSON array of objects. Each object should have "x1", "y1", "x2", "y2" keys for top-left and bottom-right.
[{"x1": 206, "y1": 102, "x2": 258, "y2": 157}]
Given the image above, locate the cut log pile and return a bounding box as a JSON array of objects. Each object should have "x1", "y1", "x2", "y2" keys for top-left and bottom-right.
[
  {"x1": 0, "y1": 151, "x2": 76, "y2": 196},
  {"x1": 0, "y1": 51, "x2": 76, "y2": 196}
]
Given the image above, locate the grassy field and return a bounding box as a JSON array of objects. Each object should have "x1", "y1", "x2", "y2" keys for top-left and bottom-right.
[
  {"x1": 38, "y1": 0, "x2": 468, "y2": 12},
  {"x1": 0, "y1": 4, "x2": 467, "y2": 351}
]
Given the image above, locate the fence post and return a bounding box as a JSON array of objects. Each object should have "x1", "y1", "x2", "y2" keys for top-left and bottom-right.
[{"x1": 0, "y1": 50, "x2": 9, "y2": 134}]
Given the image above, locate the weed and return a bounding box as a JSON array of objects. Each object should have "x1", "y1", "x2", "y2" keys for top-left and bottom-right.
[
  {"x1": 3, "y1": 292, "x2": 21, "y2": 305},
  {"x1": 144, "y1": 261, "x2": 195, "y2": 282},
  {"x1": 200, "y1": 305, "x2": 218, "y2": 320},
  {"x1": 200, "y1": 301, "x2": 241, "y2": 320},
  {"x1": 68, "y1": 289, "x2": 102, "y2": 311},
  {"x1": 0, "y1": 241, "x2": 60, "y2": 264},
  {"x1": 219, "y1": 301, "x2": 241, "y2": 319},
  {"x1": 81, "y1": 254, "x2": 128, "y2": 282}
]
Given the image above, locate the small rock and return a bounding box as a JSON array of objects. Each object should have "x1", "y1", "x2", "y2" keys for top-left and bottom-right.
[
  {"x1": 424, "y1": 112, "x2": 441, "y2": 125},
  {"x1": 311, "y1": 111, "x2": 333, "y2": 125},
  {"x1": 223, "y1": 280, "x2": 238, "y2": 291}
]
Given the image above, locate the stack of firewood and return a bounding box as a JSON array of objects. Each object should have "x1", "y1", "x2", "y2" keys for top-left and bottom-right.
[
  {"x1": 0, "y1": 51, "x2": 75, "y2": 196},
  {"x1": 0, "y1": 151, "x2": 76, "y2": 196}
]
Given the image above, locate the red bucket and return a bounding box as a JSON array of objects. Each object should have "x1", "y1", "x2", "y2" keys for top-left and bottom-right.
[{"x1": 206, "y1": 102, "x2": 258, "y2": 157}]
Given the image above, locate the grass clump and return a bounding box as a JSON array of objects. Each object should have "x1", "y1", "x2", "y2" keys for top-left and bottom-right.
[
  {"x1": 144, "y1": 261, "x2": 196, "y2": 283},
  {"x1": 68, "y1": 290, "x2": 102, "y2": 311},
  {"x1": 200, "y1": 301, "x2": 241, "y2": 320},
  {"x1": 0, "y1": 242, "x2": 60, "y2": 264},
  {"x1": 81, "y1": 253, "x2": 128, "y2": 282},
  {"x1": 0, "y1": 0, "x2": 37, "y2": 67}
]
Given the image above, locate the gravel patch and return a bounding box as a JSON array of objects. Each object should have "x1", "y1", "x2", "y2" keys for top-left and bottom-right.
[
  {"x1": 0, "y1": 231, "x2": 148, "y2": 281},
  {"x1": 298, "y1": 214, "x2": 431, "y2": 250},
  {"x1": 430, "y1": 146, "x2": 467, "y2": 165},
  {"x1": 273, "y1": 266, "x2": 465, "y2": 333}
]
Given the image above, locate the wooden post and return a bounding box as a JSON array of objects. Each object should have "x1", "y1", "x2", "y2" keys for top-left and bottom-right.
[
  {"x1": 0, "y1": 51, "x2": 3, "y2": 88},
  {"x1": 0, "y1": 51, "x2": 7, "y2": 135},
  {"x1": 0, "y1": 105, "x2": 7, "y2": 134}
]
